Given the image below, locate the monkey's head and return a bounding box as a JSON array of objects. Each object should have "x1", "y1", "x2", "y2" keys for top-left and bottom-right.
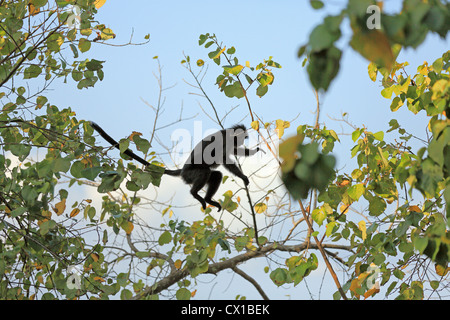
[{"x1": 230, "y1": 124, "x2": 248, "y2": 146}]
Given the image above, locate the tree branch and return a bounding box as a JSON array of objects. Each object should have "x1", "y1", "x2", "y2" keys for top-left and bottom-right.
[
  {"x1": 232, "y1": 266, "x2": 269, "y2": 300},
  {"x1": 131, "y1": 241, "x2": 352, "y2": 300}
]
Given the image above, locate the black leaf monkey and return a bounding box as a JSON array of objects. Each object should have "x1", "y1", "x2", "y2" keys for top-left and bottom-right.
[{"x1": 89, "y1": 122, "x2": 261, "y2": 211}]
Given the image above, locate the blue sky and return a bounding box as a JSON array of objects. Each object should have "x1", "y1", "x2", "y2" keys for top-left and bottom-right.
[
  {"x1": 50, "y1": 1, "x2": 449, "y2": 155},
  {"x1": 44, "y1": 0, "x2": 449, "y2": 299}
]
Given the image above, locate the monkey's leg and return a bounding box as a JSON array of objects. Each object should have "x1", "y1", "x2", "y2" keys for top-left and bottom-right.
[
  {"x1": 205, "y1": 170, "x2": 222, "y2": 211},
  {"x1": 188, "y1": 170, "x2": 210, "y2": 210}
]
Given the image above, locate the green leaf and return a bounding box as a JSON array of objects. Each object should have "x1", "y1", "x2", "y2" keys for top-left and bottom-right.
[
  {"x1": 390, "y1": 96, "x2": 403, "y2": 112},
  {"x1": 235, "y1": 236, "x2": 249, "y2": 252},
  {"x1": 23, "y1": 65, "x2": 42, "y2": 79},
  {"x1": 311, "y1": 207, "x2": 326, "y2": 226},
  {"x1": 176, "y1": 288, "x2": 191, "y2": 300},
  {"x1": 70, "y1": 43, "x2": 79, "y2": 58},
  {"x1": 46, "y1": 33, "x2": 64, "y2": 52},
  {"x1": 98, "y1": 171, "x2": 123, "y2": 193},
  {"x1": 430, "y1": 281, "x2": 439, "y2": 290},
  {"x1": 81, "y1": 166, "x2": 102, "y2": 181},
  {"x1": 310, "y1": 0, "x2": 324, "y2": 9},
  {"x1": 36, "y1": 95, "x2": 48, "y2": 109},
  {"x1": 53, "y1": 157, "x2": 71, "y2": 173},
  {"x1": 120, "y1": 289, "x2": 132, "y2": 300},
  {"x1": 352, "y1": 129, "x2": 361, "y2": 142},
  {"x1": 368, "y1": 196, "x2": 386, "y2": 216},
  {"x1": 39, "y1": 220, "x2": 56, "y2": 236},
  {"x1": 86, "y1": 59, "x2": 104, "y2": 71},
  {"x1": 133, "y1": 135, "x2": 150, "y2": 154},
  {"x1": 307, "y1": 45, "x2": 341, "y2": 91},
  {"x1": 350, "y1": 29, "x2": 394, "y2": 70},
  {"x1": 31, "y1": 0, "x2": 48, "y2": 8},
  {"x1": 70, "y1": 161, "x2": 84, "y2": 178},
  {"x1": 413, "y1": 236, "x2": 428, "y2": 254},
  {"x1": 158, "y1": 231, "x2": 172, "y2": 246},
  {"x1": 256, "y1": 84, "x2": 268, "y2": 97},
  {"x1": 270, "y1": 268, "x2": 288, "y2": 287},
  {"x1": 126, "y1": 180, "x2": 140, "y2": 191},
  {"x1": 9, "y1": 144, "x2": 31, "y2": 161},
  {"x1": 224, "y1": 82, "x2": 245, "y2": 99},
  {"x1": 78, "y1": 38, "x2": 91, "y2": 53},
  {"x1": 223, "y1": 65, "x2": 244, "y2": 76},
  {"x1": 368, "y1": 62, "x2": 378, "y2": 82},
  {"x1": 71, "y1": 70, "x2": 83, "y2": 82},
  {"x1": 11, "y1": 207, "x2": 27, "y2": 218},
  {"x1": 347, "y1": 184, "x2": 365, "y2": 201},
  {"x1": 381, "y1": 86, "x2": 394, "y2": 99},
  {"x1": 393, "y1": 269, "x2": 404, "y2": 280},
  {"x1": 309, "y1": 24, "x2": 338, "y2": 52},
  {"x1": 373, "y1": 131, "x2": 384, "y2": 141}
]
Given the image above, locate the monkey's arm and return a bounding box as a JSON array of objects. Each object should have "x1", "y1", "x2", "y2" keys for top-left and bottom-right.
[
  {"x1": 223, "y1": 163, "x2": 249, "y2": 186},
  {"x1": 234, "y1": 146, "x2": 261, "y2": 157}
]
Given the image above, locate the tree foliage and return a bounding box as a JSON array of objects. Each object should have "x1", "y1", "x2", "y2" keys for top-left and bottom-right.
[{"x1": 0, "y1": 0, "x2": 448, "y2": 301}]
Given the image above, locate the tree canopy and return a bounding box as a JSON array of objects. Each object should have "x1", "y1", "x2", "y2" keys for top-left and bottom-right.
[{"x1": 0, "y1": 0, "x2": 448, "y2": 300}]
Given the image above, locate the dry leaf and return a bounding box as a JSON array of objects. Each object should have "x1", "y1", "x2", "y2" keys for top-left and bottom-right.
[
  {"x1": 94, "y1": 0, "x2": 107, "y2": 9},
  {"x1": 54, "y1": 199, "x2": 66, "y2": 216}
]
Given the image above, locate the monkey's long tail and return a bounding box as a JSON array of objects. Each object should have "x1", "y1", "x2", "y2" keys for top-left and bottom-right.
[
  {"x1": 164, "y1": 169, "x2": 182, "y2": 176},
  {"x1": 90, "y1": 121, "x2": 182, "y2": 177},
  {"x1": 89, "y1": 121, "x2": 151, "y2": 167}
]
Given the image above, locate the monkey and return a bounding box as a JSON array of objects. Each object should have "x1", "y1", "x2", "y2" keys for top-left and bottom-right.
[{"x1": 89, "y1": 121, "x2": 262, "y2": 211}]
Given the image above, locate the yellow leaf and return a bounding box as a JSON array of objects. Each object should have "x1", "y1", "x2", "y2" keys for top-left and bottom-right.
[
  {"x1": 338, "y1": 179, "x2": 350, "y2": 187},
  {"x1": 174, "y1": 259, "x2": 182, "y2": 269},
  {"x1": 279, "y1": 134, "x2": 305, "y2": 173},
  {"x1": 28, "y1": 4, "x2": 40, "y2": 16},
  {"x1": 70, "y1": 208, "x2": 80, "y2": 218},
  {"x1": 37, "y1": 219, "x2": 48, "y2": 227},
  {"x1": 349, "y1": 278, "x2": 361, "y2": 299},
  {"x1": 129, "y1": 131, "x2": 142, "y2": 141},
  {"x1": 197, "y1": 59, "x2": 204, "y2": 67},
  {"x1": 435, "y1": 264, "x2": 449, "y2": 277},
  {"x1": 56, "y1": 34, "x2": 64, "y2": 47},
  {"x1": 54, "y1": 199, "x2": 66, "y2": 216},
  {"x1": 211, "y1": 46, "x2": 226, "y2": 60},
  {"x1": 340, "y1": 204, "x2": 350, "y2": 214},
  {"x1": 93, "y1": 276, "x2": 105, "y2": 282},
  {"x1": 251, "y1": 120, "x2": 259, "y2": 131},
  {"x1": 358, "y1": 220, "x2": 367, "y2": 241},
  {"x1": 237, "y1": 196, "x2": 241, "y2": 203},
  {"x1": 100, "y1": 28, "x2": 116, "y2": 40},
  {"x1": 432, "y1": 79, "x2": 449, "y2": 100},
  {"x1": 254, "y1": 203, "x2": 267, "y2": 214},
  {"x1": 162, "y1": 206, "x2": 171, "y2": 216},
  {"x1": 364, "y1": 287, "x2": 380, "y2": 299},
  {"x1": 408, "y1": 205, "x2": 421, "y2": 213},
  {"x1": 80, "y1": 28, "x2": 92, "y2": 36},
  {"x1": 223, "y1": 190, "x2": 233, "y2": 198},
  {"x1": 350, "y1": 29, "x2": 394, "y2": 70},
  {"x1": 90, "y1": 253, "x2": 99, "y2": 262},
  {"x1": 123, "y1": 221, "x2": 134, "y2": 235},
  {"x1": 275, "y1": 119, "x2": 290, "y2": 139},
  {"x1": 245, "y1": 61, "x2": 251, "y2": 68},
  {"x1": 94, "y1": 0, "x2": 107, "y2": 8},
  {"x1": 191, "y1": 289, "x2": 197, "y2": 298}
]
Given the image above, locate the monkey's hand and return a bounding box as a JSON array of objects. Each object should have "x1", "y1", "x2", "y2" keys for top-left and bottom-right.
[
  {"x1": 242, "y1": 176, "x2": 250, "y2": 186},
  {"x1": 256, "y1": 147, "x2": 266, "y2": 154}
]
